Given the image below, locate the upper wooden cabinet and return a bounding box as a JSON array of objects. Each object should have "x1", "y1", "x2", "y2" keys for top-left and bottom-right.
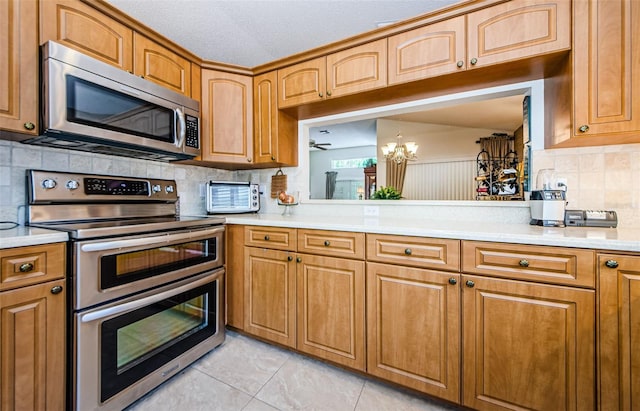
[
  {"x1": 40, "y1": 0, "x2": 134, "y2": 71},
  {"x1": 133, "y1": 33, "x2": 191, "y2": 96},
  {"x1": 388, "y1": 16, "x2": 466, "y2": 85},
  {"x1": 571, "y1": 0, "x2": 640, "y2": 144},
  {"x1": 466, "y1": 0, "x2": 570, "y2": 69},
  {"x1": 253, "y1": 71, "x2": 298, "y2": 166},
  {"x1": 278, "y1": 39, "x2": 387, "y2": 108},
  {"x1": 0, "y1": 0, "x2": 39, "y2": 135},
  {"x1": 200, "y1": 69, "x2": 253, "y2": 164}
]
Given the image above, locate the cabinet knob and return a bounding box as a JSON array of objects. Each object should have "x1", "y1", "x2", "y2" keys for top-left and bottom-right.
[
  {"x1": 23, "y1": 122, "x2": 35, "y2": 131},
  {"x1": 605, "y1": 259, "x2": 619, "y2": 269},
  {"x1": 50, "y1": 285, "x2": 63, "y2": 295},
  {"x1": 465, "y1": 280, "x2": 475, "y2": 288},
  {"x1": 404, "y1": 248, "x2": 412, "y2": 255},
  {"x1": 19, "y1": 262, "x2": 34, "y2": 272},
  {"x1": 247, "y1": 158, "x2": 252, "y2": 162},
  {"x1": 519, "y1": 259, "x2": 529, "y2": 267},
  {"x1": 264, "y1": 235, "x2": 270, "y2": 241},
  {"x1": 324, "y1": 240, "x2": 330, "y2": 246},
  {"x1": 287, "y1": 255, "x2": 293, "y2": 261},
  {"x1": 578, "y1": 124, "x2": 590, "y2": 133},
  {"x1": 470, "y1": 58, "x2": 478, "y2": 65},
  {"x1": 296, "y1": 257, "x2": 302, "y2": 263},
  {"x1": 448, "y1": 277, "x2": 457, "y2": 285},
  {"x1": 326, "y1": 90, "x2": 332, "y2": 96},
  {"x1": 318, "y1": 92, "x2": 323, "y2": 98},
  {"x1": 271, "y1": 156, "x2": 276, "y2": 161},
  {"x1": 456, "y1": 60, "x2": 464, "y2": 68}
]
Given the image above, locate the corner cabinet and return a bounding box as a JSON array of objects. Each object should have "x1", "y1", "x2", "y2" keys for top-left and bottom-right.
[
  {"x1": 278, "y1": 39, "x2": 387, "y2": 108},
  {"x1": 0, "y1": 0, "x2": 39, "y2": 135},
  {"x1": 597, "y1": 254, "x2": 640, "y2": 411},
  {"x1": 0, "y1": 243, "x2": 66, "y2": 411},
  {"x1": 200, "y1": 70, "x2": 254, "y2": 165}
]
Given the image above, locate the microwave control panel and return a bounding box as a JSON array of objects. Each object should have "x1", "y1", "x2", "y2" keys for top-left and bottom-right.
[{"x1": 185, "y1": 115, "x2": 199, "y2": 149}]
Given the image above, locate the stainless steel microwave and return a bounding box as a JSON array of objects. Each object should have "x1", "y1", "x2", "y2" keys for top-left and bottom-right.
[
  {"x1": 24, "y1": 41, "x2": 200, "y2": 162},
  {"x1": 206, "y1": 181, "x2": 260, "y2": 214}
]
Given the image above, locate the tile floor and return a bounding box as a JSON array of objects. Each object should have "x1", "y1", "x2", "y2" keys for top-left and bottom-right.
[{"x1": 126, "y1": 330, "x2": 463, "y2": 411}]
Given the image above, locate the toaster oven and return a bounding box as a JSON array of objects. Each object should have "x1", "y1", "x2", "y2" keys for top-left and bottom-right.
[{"x1": 206, "y1": 181, "x2": 260, "y2": 214}]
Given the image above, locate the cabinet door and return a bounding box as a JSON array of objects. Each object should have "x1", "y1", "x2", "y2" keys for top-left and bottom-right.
[
  {"x1": 277, "y1": 57, "x2": 325, "y2": 108},
  {"x1": 467, "y1": 0, "x2": 570, "y2": 69},
  {"x1": 0, "y1": 0, "x2": 38, "y2": 135},
  {"x1": 572, "y1": 0, "x2": 640, "y2": 140},
  {"x1": 133, "y1": 33, "x2": 191, "y2": 97},
  {"x1": 1, "y1": 279, "x2": 66, "y2": 411},
  {"x1": 462, "y1": 275, "x2": 595, "y2": 411},
  {"x1": 367, "y1": 262, "x2": 460, "y2": 402},
  {"x1": 388, "y1": 16, "x2": 466, "y2": 85},
  {"x1": 253, "y1": 71, "x2": 297, "y2": 166},
  {"x1": 40, "y1": 0, "x2": 133, "y2": 71},
  {"x1": 296, "y1": 254, "x2": 365, "y2": 370},
  {"x1": 598, "y1": 254, "x2": 640, "y2": 411},
  {"x1": 201, "y1": 70, "x2": 253, "y2": 164},
  {"x1": 326, "y1": 39, "x2": 387, "y2": 98},
  {"x1": 244, "y1": 247, "x2": 296, "y2": 347},
  {"x1": 225, "y1": 225, "x2": 244, "y2": 329}
]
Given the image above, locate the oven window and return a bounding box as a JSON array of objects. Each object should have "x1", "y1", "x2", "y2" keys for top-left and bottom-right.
[
  {"x1": 101, "y1": 238, "x2": 217, "y2": 289},
  {"x1": 66, "y1": 75, "x2": 175, "y2": 143},
  {"x1": 101, "y1": 281, "x2": 218, "y2": 402}
]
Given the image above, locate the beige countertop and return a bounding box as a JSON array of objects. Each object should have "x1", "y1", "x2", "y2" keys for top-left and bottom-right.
[
  {"x1": 224, "y1": 214, "x2": 640, "y2": 253},
  {"x1": 0, "y1": 225, "x2": 68, "y2": 249}
]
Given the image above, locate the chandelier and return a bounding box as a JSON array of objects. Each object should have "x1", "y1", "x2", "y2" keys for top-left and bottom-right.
[{"x1": 381, "y1": 133, "x2": 418, "y2": 164}]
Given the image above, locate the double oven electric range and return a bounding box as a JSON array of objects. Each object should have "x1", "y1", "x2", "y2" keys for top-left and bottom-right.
[{"x1": 27, "y1": 170, "x2": 225, "y2": 411}]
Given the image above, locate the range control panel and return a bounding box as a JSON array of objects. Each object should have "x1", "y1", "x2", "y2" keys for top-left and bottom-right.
[{"x1": 28, "y1": 170, "x2": 178, "y2": 203}]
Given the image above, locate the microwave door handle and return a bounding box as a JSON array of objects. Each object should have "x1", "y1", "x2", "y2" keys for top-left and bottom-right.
[{"x1": 174, "y1": 108, "x2": 186, "y2": 148}]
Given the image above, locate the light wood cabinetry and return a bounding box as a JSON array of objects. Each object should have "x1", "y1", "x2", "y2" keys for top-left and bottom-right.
[
  {"x1": 133, "y1": 33, "x2": 191, "y2": 96},
  {"x1": 367, "y1": 261, "x2": 460, "y2": 402},
  {"x1": 570, "y1": 0, "x2": 640, "y2": 144},
  {"x1": 367, "y1": 234, "x2": 459, "y2": 271},
  {"x1": 597, "y1": 254, "x2": 640, "y2": 411},
  {"x1": 200, "y1": 70, "x2": 254, "y2": 164},
  {"x1": 253, "y1": 71, "x2": 298, "y2": 166},
  {"x1": 466, "y1": 0, "x2": 570, "y2": 69},
  {"x1": 0, "y1": 243, "x2": 66, "y2": 411},
  {"x1": 461, "y1": 274, "x2": 595, "y2": 411},
  {"x1": 297, "y1": 229, "x2": 365, "y2": 260},
  {"x1": 225, "y1": 224, "x2": 245, "y2": 329},
  {"x1": 278, "y1": 40, "x2": 387, "y2": 108},
  {"x1": 0, "y1": 0, "x2": 39, "y2": 136}
]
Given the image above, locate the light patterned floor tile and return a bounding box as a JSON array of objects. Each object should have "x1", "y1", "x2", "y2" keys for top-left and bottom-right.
[{"x1": 355, "y1": 380, "x2": 461, "y2": 411}]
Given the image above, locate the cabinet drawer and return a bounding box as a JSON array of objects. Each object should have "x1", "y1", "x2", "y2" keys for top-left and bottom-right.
[
  {"x1": 297, "y1": 229, "x2": 365, "y2": 259},
  {"x1": 1, "y1": 243, "x2": 66, "y2": 291},
  {"x1": 244, "y1": 226, "x2": 296, "y2": 251},
  {"x1": 462, "y1": 241, "x2": 595, "y2": 288},
  {"x1": 367, "y1": 234, "x2": 460, "y2": 271}
]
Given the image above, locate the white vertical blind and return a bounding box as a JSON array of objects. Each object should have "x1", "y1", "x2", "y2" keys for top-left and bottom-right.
[{"x1": 402, "y1": 160, "x2": 476, "y2": 200}]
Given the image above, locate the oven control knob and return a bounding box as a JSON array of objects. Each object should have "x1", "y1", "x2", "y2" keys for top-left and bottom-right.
[
  {"x1": 165, "y1": 185, "x2": 175, "y2": 193},
  {"x1": 41, "y1": 179, "x2": 57, "y2": 189},
  {"x1": 152, "y1": 184, "x2": 162, "y2": 193},
  {"x1": 66, "y1": 180, "x2": 80, "y2": 190}
]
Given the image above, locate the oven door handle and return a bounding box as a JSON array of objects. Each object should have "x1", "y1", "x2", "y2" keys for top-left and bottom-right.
[
  {"x1": 80, "y1": 226, "x2": 225, "y2": 252},
  {"x1": 80, "y1": 268, "x2": 223, "y2": 323}
]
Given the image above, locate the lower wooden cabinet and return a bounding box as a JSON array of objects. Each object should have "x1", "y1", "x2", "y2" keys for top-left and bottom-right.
[
  {"x1": 462, "y1": 275, "x2": 595, "y2": 411},
  {"x1": 297, "y1": 254, "x2": 365, "y2": 371},
  {"x1": 1, "y1": 278, "x2": 66, "y2": 411},
  {"x1": 366, "y1": 262, "x2": 460, "y2": 402},
  {"x1": 597, "y1": 254, "x2": 640, "y2": 411}
]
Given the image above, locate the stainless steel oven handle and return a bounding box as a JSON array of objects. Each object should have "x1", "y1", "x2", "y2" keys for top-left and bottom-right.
[
  {"x1": 175, "y1": 108, "x2": 186, "y2": 148},
  {"x1": 80, "y1": 226, "x2": 224, "y2": 252},
  {"x1": 80, "y1": 268, "x2": 223, "y2": 323}
]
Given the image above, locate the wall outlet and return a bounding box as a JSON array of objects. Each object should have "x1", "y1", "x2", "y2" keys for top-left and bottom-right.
[{"x1": 364, "y1": 205, "x2": 379, "y2": 217}]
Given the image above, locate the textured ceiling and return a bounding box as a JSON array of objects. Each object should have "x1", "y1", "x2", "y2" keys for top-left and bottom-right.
[{"x1": 104, "y1": 0, "x2": 461, "y2": 67}]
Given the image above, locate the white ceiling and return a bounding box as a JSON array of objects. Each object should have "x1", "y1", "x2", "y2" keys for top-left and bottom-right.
[{"x1": 104, "y1": 0, "x2": 461, "y2": 67}]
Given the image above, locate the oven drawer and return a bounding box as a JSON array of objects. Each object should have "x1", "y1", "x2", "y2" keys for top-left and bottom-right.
[
  {"x1": 244, "y1": 226, "x2": 296, "y2": 251},
  {"x1": 462, "y1": 241, "x2": 595, "y2": 288},
  {"x1": 0, "y1": 243, "x2": 65, "y2": 291}
]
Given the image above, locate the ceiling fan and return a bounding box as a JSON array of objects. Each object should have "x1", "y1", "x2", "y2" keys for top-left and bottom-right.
[{"x1": 309, "y1": 139, "x2": 332, "y2": 150}]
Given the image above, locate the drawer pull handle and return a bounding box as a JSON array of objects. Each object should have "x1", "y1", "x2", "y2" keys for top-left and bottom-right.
[
  {"x1": 287, "y1": 256, "x2": 293, "y2": 261},
  {"x1": 448, "y1": 278, "x2": 457, "y2": 285},
  {"x1": 519, "y1": 259, "x2": 529, "y2": 267},
  {"x1": 19, "y1": 263, "x2": 34, "y2": 273},
  {"x1": 404, "y1": 248, "x2": 412, "y2": 255},
  {"x1": 264, "y1": 235, "x2": 270, "y2": 241},
  {"x1": 605, "y1": 260, "x2": 619, "y2": 269},
  {"x1": 50, "y1": 285, "x2": 63, "y2": 295},
  {"x1": 296, "y1": 257, "x2": 302, "y2": 263},
  {"x1": 465, "y1": 280, "x2": 475, "y2": 288},
  {"x1": 324, "y1": 240, "x2": 330, "y2": 246}
]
